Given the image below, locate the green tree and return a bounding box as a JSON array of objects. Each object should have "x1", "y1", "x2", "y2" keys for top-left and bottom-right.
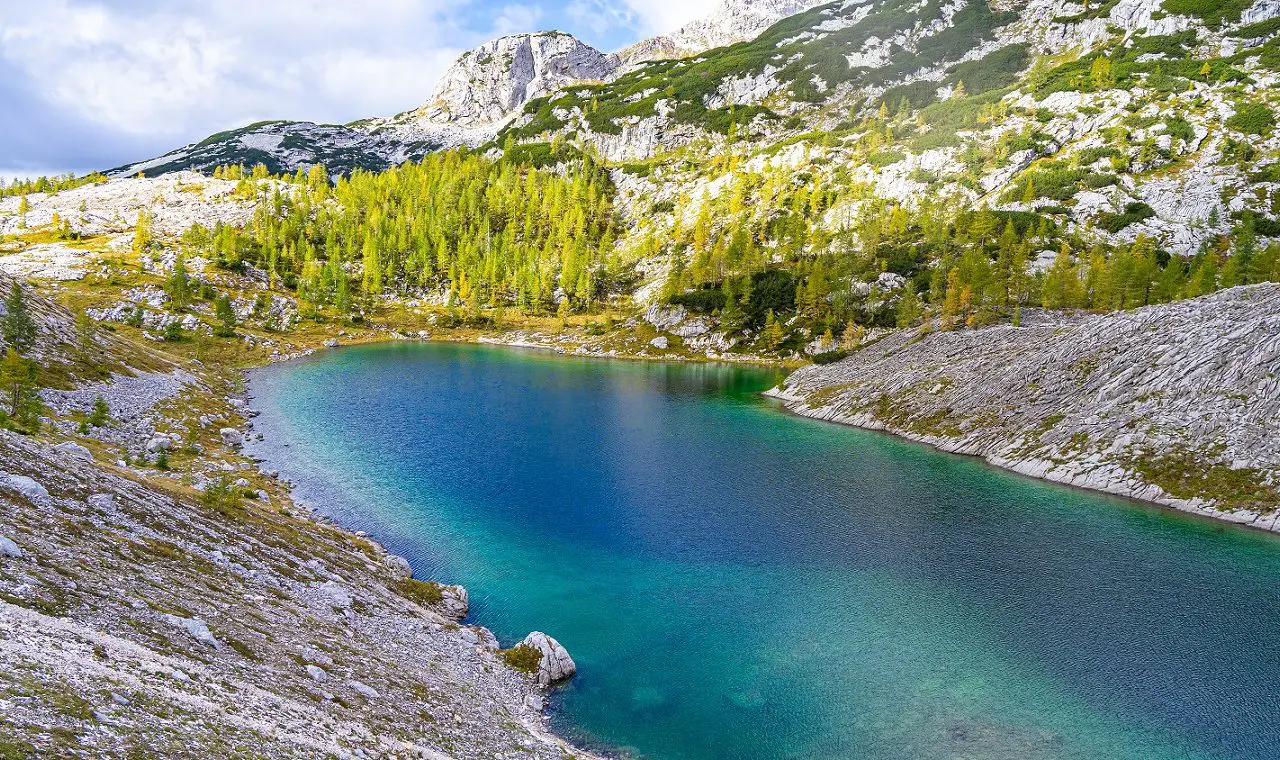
[
  {"x1": 166, "y1": 254, "x2": 192, "y2": 310},
  {"x1": 88, "y1": 396, "x2": 110, "y2": 427},
  {"x1": 895, "y1": 286, "x2": 922, "y2": 328},
  {"x1": 2, "y1": 281, "x2": 36, "y2": 352},
  {"x1": 0, "y1": 348, "x2": 41, "y2": 432},
  {"x1": 213, "y1": 294, "x2": 237, "y2": 337}
]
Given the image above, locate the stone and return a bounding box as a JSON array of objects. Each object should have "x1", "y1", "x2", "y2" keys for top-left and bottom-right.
[
  {"x1": 220, "y1": 428, "x2": 243, "y2": 447},
  {"x1": 347, "y1": 680, "x2": 379, "y2": 699},
  {"x1": 54, "y1": 442, "x2": 93, "y2": 460},
  {"x1": 306, "y1": 665, "x2": 329, "y2": 682},
  {"x1": 145, "y1": 437, "x2": 172, "y2": 453},
  {"x1": 1, "y1": 473, "x2": 49, "y2": 503},
  {"x1": 649, "y1": 336, "x2": 669, "y2": 350},
  {"x1": 439, "y1": 584, "x2": 469, "y2": 619},
  {"x1": 317, "y1": 580, "x2": 352, "y2": 610},
  {"x1": 383, "y1": 554, "x2": 413, "y2": 579},
  {"x1": 519, "y1": 631, "x2": 577, "y2": 686},
  {"x1": 164, "y1": 615, "x2": 220, "y2": 648},
  {"x1": 323, "y1": 338, "x2": 339, "y2": 348},
  {"x1": 0, "y1": 534, "x2": 22, "y2": 559}
]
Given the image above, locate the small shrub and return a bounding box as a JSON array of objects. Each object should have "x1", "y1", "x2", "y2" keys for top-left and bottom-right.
[
  {"x1": 501, "y1": 644, "x2": 543, "y2": 674},
  {"x1": 1226, "y1": 103, "x2": 1276, "y2": 136},
  {"x1": 813, "y1": 349, "x2": 851, "y2": 365},
  {"x1": 392, "y1": 578, "x2": 443, "y2": 607}
]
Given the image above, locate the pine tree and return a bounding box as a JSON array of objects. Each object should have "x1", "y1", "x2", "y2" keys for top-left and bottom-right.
[
  {"x1": 166, "y1": 255, "x2": 192, "y2": 310},
  {"x1": 133, "y1": 210, "x2": 154, "y2": 257},
  {"x1": 895, "y1": 287, "x2": 922, "y2": 328},
  {"x1": 0, "y1": 348, "x2": 41, "y2": 432},
  {"x1": 213, "y1": 295, "x2": 237, "y2": 337},
  {"x1": 762, "y1": 310, "x2": 784, "y2": 349},
  {"x1": 2, "y1": 282, "x2": 36, "y2": 352},
  {"x1": 88, "y1": 396, "x2": 110, "y2": 427}
]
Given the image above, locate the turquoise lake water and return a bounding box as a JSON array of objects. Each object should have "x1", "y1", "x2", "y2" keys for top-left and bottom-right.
[{"x1": 246, "y1": 342, "x2": 1280, "y2": 760}]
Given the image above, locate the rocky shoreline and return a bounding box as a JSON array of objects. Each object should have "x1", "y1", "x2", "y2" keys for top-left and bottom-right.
[
  {"x1": 769, "y1": 285, "x2": 1280, "y2": 533},
  {"x1": 1, "y1": 283, "x2": 602, "y2": 758}
]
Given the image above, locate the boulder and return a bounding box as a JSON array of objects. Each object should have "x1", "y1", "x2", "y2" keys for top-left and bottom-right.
[
  {"x1": 145, "y1": 436, "x2": 172, "y2": 453},
  {"x1": 383, "y1": 554, "x2": 413, "y2": 579},
  {"x1": 347, "y1": 680, "x2": 379, "y2": 699},
  {"x1": 1, "y1": 473, "x2": 49, "y2": 503},
  {"x1": 163, "y1": 615, "x2": 220, "y2": 648},
  {"x1": 0, "y1": 534, "x2": 22, "y2": 559},
  {"x1": 219, "y1": 428, "x2": 243, "y2": 447},
  {"x1": 306, "y1": 664, "x2": 329, "y2": 682},
  {"x1": 87, "y1": 493, "x2": 115, "y2": 510},
  {"x1": 650, "y1": 336, "x2": 669, "y2": 350},
  {"x1": 54, "y1": 442, "x2": 93, "y2": 460},
  {"x1": 440, "y1": 584, "x2": 469, "y2": 619},
  {"x1": 323, "y1": 338, "x2": 339, "y2": 348},
  {"x1": 520, "y1": 631, "x2": 577, "y2": 686}
]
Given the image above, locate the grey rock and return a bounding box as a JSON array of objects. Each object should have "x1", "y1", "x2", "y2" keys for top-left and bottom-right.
[
  {"x1": 519, "y1": 631, "x2": 577, "y2": 686},
  {"x1": 54, "y1": 442, "x2": 93, "y2": 460},
  {"x1": 0, "y1": 534, "x2": 22, "y2": 559},
  {"x1": 347, "y1": 680, "x2": 379, "y2": 699},
  {"x1": 219, "y1": 428, "x2": 243, "y2": 447},
  {"x1": 164, "y1": 615, "x2": 220, "y2": 649},
  {"x1": 306, "y1": 665, "x2": 329, "y2": 682},
  {"x1": 383, "y1": 554, "x2": 413, "y2": 579},
  {"x1": 1, "y1": 473, "x2": 49, "y2": 503},
  {"x1": 649, "y1": 336, "x2": 669, "y2": 350}
]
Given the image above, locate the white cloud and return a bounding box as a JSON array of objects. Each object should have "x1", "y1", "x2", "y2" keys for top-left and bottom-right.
[
  {"x1": 0, "y1": 0, "x2": 495, "y2": 142},
  {"x1": 618, "y1": 0, "x2": 721, "y2": 35},
  {"x1": 492, "y1": 4, "x2": 544, "y2": 37}
]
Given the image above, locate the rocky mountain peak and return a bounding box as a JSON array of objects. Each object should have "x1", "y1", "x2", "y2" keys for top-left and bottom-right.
[{"x1": 418, "y1": 31, "x2": 620, "y2": 129}]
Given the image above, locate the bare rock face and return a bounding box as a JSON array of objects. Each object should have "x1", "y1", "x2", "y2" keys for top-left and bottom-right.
[
  {"x1": 774, "y1": 285, "x2": 1280, "y2": 529},
  {"x1": 422, "y1": 32, "x2": 619, "y2": 128},
  {"x1": 520, "y1": 631, "x2": 577, "y2": 686}
]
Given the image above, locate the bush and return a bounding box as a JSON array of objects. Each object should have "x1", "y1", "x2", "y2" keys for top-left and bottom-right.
[
  {"x1": 1098, "y1": 202, "x2": 1155, "y2": 233},
  {"x1": 501, "y1": 644, "x2": 543, "y2": 674},
  {"x1": 162, "y1": 321, "x2": 184, "y2": 342},
  {"x1": 813, "y1": 349, "x2": 850, "y2": 365},
  {"x1": 1227, "y1": 103, "x2": 1276, "y2": 136},
  {"x1": 669, "y1": 288, "x2": 726, "y2": 313},
  {"x1": 392, "y1": 578, "x2": 443, "y2": 607},
  {"x1": 1161, "y1": 0, "x2": 1253, "y2": 28}
]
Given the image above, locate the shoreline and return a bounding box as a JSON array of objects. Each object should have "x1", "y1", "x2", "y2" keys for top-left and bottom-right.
[
  {"x1": 764, "y1": 386, "x2": 1280, "y2": 535},
  {"x1": 236, "y1": 345, "x2": 612, "y2": 759}
]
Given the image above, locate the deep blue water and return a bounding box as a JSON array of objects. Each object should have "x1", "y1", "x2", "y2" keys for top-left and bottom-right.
[{"x1": 246, "y1": 342, "x2": 1280, "y2": 760}]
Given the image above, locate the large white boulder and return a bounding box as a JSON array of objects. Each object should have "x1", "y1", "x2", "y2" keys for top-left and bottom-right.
[{"x1": 520, "y1": 631, "x2": 577, "y2": 686}]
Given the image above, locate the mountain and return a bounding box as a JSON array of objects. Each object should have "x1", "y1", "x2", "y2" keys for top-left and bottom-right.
[
  {"x1": 111, "y1": 0, "x2": 854, "y2": 177},
  {"x1": 617, "y1": 0, "x2": 828, "y2": 63}
]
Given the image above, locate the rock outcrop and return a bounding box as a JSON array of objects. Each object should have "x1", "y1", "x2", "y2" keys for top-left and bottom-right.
[
  {"x1": 421, "y1": 32, "x2": 619, "y2": 128},
  {"x1": 520, "y1": 631, "x2": 578, "y2": 686},
  {"x1": 771, "y1": 285, "x2": 1280, "y2": 530}
]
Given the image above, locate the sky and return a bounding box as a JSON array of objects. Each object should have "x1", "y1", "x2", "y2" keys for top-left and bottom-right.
[{"x1": 0, "y1": 0, "x2": 719, "y2": 179}]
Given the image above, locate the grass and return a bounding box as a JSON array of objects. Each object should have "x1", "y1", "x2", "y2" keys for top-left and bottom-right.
[{"x1": 1129, "y1": 448, "x2": 1279, "y2": 510}]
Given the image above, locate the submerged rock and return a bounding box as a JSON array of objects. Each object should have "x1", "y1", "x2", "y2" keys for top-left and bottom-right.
[{"x1": 520, "y1": 632, "x2": 577, "y2": 686}]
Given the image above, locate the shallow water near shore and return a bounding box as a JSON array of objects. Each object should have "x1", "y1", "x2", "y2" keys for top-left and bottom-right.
[{"x1": 247, "y1": 342, "x2": 1280, "y2": 760}]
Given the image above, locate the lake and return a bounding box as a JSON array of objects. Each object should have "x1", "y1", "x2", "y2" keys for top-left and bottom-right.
[{"x1": 247, "y1": 342, "x2": 1280, "y2": 760}]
